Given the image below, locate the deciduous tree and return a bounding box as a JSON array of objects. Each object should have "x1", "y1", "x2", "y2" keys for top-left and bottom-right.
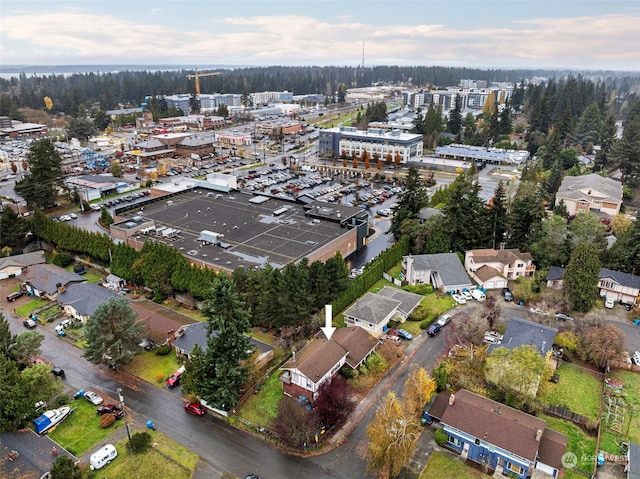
[
  {"x1": 402, "y1": 367, "x2": 436, "y2": 418},
  {"x1": 314, "y1": 375, "x2": 356, "y2": 429},
  {"x1": 578, "y1": 323, "x2": 625, "y2": 369},
  {"x1": 366, "y1": 392, "x2": 419, "y2": 479},
  {"x1": 50, "y1": 455, "x2": 83, "y2": 479},
  {"x1": 274, "y1": 396, "x2": 318, "y2": 448}
]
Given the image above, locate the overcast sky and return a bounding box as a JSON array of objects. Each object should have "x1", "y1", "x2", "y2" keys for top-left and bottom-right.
[{"x1": 2, "y1": 0, "x2": 639, "y2": 71}]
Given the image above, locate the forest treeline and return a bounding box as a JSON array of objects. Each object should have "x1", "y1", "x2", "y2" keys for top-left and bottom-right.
[{"x1": 1, "y1": 65, "x2": 639, "y2": 117}]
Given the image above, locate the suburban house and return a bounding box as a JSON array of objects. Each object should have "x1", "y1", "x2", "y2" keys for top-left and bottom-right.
[
  {"x1": 426, "y1": 389, "x2": 567, "y2": 479},
  {"x1": 55, "y1": 283, "x2": 122, "y2": 323},
  {"x1": 0, "y1": 428, "x2": 78, "y2": 479},
  {"x1": 627, "y1": 442, "x2": 640, "y2": 479},
  {"x1": 546, "y1": 266, "x2": 566, "y2": 290},
  {"x1": 0, "y1": 250, "x2": 46, "y2": 280},
  {"x1": 279, "y1": 326, "x2": 378, "y2": 400},
  {"x1": 598, "y1": 268, "x2": 640, "y2": 306},
  {"x1": 171, "y1": 321, "x2": 274, "y2": 367},
  {"x1": 342, "y1": 292, "x2": 403, "y2": 336},
  {"x1": 376, "y1": 286, "x2": 423, "y2": 319},
  {"x1": 544, "y1": 267, "x2": 640, "y2": 306},
  {"x1": 554, "y1": 173, "x2": 623, "y2": 217},
  {"x1": 402, "y1": 253, "x2": 473, "y2": 293},
  {"x1": 464, "y1": 248, "x2": 535, "y2": 289},
  {"x1": 486, "y1": 318, "x2": 559, "y2": 396},
  {"x1": 22, "y1": 263, "x2": 86, "y2": 299}
]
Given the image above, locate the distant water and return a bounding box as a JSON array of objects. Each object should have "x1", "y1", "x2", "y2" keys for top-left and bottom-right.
[{"x1": 0, "y1": 64, "x2": 241, "y2": 80}]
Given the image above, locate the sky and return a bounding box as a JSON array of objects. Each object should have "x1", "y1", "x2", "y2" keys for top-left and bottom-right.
[{"x1": 1, "y1": 0, "x2": 639, "y2": 71}]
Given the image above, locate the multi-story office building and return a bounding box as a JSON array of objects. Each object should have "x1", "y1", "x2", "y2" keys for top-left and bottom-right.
[
  {"x1": 250, "y1": 91, "x2": 293, "y2": 105},
  {"x1": 319, "y1": 126, "x2": 423, "y2": 162},
  {"x1": 164, "y1": 93, "x2": 242, "y2": 114}
]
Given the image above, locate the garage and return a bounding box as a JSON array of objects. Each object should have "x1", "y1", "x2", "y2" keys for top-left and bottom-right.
[{"x1": 484, "y1": 279, "x2": 507, "y2": 290}]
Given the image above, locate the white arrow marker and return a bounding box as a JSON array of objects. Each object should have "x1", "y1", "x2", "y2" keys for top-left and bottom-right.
[{"x1": 320, "y1": 304, "x2": 336, "y2": 341}]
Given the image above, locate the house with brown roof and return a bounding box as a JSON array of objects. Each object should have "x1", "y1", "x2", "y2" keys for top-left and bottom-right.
[
  {"x1": 279, "y1": 326, "x2": 378, "y2": 399},
  {"x1": 464, "y1": 248, "x2": 535, "y2": 289},
  {"x1": 0, "y1": 250, "x2": 46, "y2": 280},
  {"x1": 430, "y1": 389, "x2": 567, "y2": 479}
]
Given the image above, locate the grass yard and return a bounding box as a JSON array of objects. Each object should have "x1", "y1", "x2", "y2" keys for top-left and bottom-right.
[
  {"x1": 122, "y1": 349, "x2": 181, "y2": 386},
  {"x1": 420, "y1": 451, "x2": 488, "y2": 479},
  {"x1": 599, "y1": 369, "x2": 640, "y2": 454},
  {"x1": 539, "y1": 414, "x2": 596, "y2": 478},
  {"x1": 48, "y1": 397, "x2": 123, "y2": 456},
  {"x1": 237, "y1": 372, "x2": 283, "y2": 428},
  {"x1": 88, "y1": 429, "x2": 198, "y2": 479},
  {"x1": 536, "y1": 362, "x2": 602, "y2": 419},
  {"x1": 15, "y1": 298, "x2": 50, "y2": 317}
]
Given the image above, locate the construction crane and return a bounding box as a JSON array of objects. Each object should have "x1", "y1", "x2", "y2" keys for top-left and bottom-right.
[{"x1": 187, "y1": 69, "x2": 220, "y2": 96}]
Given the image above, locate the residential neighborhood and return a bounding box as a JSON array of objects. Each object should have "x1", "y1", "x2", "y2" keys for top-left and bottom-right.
[{"x1": 1, "y1": 8, "x2": 640, "y2": 479}]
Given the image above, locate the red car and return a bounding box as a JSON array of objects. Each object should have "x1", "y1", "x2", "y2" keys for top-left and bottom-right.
[
  {"x1": 97, "y1": 404, "x2": 125, "y2": 419},
  {"x1": 184, "y1": 402, "x2": 206, "y2": 416}
]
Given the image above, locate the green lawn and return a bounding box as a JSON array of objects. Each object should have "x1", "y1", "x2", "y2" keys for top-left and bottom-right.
[
  {"x1": 48, "y1": 397, "x2": 123, "y2": 456},
  {"x1": 122, "y1": 350, "x2": 182, "y2": 386},
  {"x1": 420, "y1": 451, "x2": 488, "y2": 479},
  {"x1": 536, "y1": 362, "x2": 602, "y2": 419},
  {"x1": 14, "y1": 298, "x2": 50, "y2": 317},
  {"x1": 64, "y1": 265, "x2": 103, "y2": 283},
  {"x1": 89, "y1": 429, "x2": 198, "y2": 479},
  {"x1": 236, "y1": 371, "x2": 283, "y2": 428},
  {"x1": 539, "y1": 414, "x2": 596, "y2": 478}
]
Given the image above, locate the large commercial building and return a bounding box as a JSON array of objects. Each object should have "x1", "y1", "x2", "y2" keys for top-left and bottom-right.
[
  {"x1": 110, "y1": 187, "x2": 369, "y2": 273},
  {"x1": 165, "y1": 93, "x2": 243, "y2": 115},
  {"x1": 318, "y1": 126, "x2": 423, "y2": 163}
]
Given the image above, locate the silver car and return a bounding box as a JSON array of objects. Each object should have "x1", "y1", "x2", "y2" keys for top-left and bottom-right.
[{"x1": 84, "y1": 391, "x2": 104, "y2": 405}]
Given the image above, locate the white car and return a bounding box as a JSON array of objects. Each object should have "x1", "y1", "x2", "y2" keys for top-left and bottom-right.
[
  {"x1": 461, "y1": 291, "x2": 473, "y2": 301},
  {"x1": 632, "y1": 351, "x2": 640, "y2": 366},
  {"x1": 84, "y1": 390, "x2": 104, "y2": 405},
  {"x1": 529, "y1": 307, "x2": 546, "y2": 315},
  {"x1": 69, "y1": 213, "x2": 78, "y2": 219},
  {"x1": 452, "y1": 294, "x2": 466, "y2": 305},
  {"x1": 437, "y1": 314, "x2": 452, "y2": 327},
  {"x1": 605, "y1": 298, "x2": 615, "y2": 309},
  {"x1": 483, "y1": 331, "x2": 503, "y2": 344}
]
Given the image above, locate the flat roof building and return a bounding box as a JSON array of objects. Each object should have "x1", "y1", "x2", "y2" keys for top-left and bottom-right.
[{"x1": 319, "y1": 126, "x2": 423, "y2": 163}]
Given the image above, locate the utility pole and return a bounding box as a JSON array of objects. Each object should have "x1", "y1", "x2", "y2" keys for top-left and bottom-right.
[{"x1": 117, "y1": 387, "x2": 133, "y2": 449}]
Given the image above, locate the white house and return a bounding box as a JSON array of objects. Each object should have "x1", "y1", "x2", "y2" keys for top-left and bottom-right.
[
  {"x1": 465, "y1": 248, "x2": 535, "y2": 289},
  {"x1": 555, "y1": 173, "x2": 623, "y2": 217}
]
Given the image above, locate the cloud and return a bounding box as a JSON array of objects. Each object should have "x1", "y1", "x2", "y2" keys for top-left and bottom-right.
[{"x1": 1, "y1": 10, "x2": 638, "y2": 69}]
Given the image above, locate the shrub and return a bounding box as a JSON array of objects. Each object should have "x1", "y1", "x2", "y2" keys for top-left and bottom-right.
[
  {"x1": 365, "y1": 352, "x2": 387, "y2": 373},
  {"x1": 53, "y1": 394, "x2": 69, "y2": 408},
  {"x1": 155, "y1": 373, "x2": 165, "y2": 384},
  {"x1": 434, "y1": 428, "x2": 448, "y2": 447},
  {"x1": 99, "y1": 414, "x2": 116, "y2": 428},
  {"x1": 155, "y1": 344, "x2": 171, "y2": 355},
  {"x1": 130, "y1": 431, "x2": 152, "y2": 453},
  {"x1": 52, "y1": 253, "x2": 73, "y2": 267},
  {"x1": 403, "y1": 284, "x2": 433, "y2": 295},
  {"x1": 341, "y1": 366, "x2": 358, "y2": 378}
]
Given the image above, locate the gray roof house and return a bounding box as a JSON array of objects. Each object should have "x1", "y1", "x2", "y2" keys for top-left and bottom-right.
[
  {"x1": 377, "y1": 286, "x2": 423, "y2": 318},
  {"x1": 343, "y1": 292, "x2": 403, "y2": 337},
  {"x1": 488, "y1": 318, "x2": 558, "y2": 357},
  {"x1": 0, "y1": 250, "x2": 46, "y2": 279},
  {"x1": 402, "y1": 253, "x2": 473, "y2": 293},
  {"x1": 555, "y1": 173, "x2": 623, "y2": 217},
  {"x1": 172, "y1": 321, "x2": 274, "y2": 365},
  {"x1": 56, "y1": 283, "x2": 122, "y2": 322},
  {"x1": 546, "y1": 266, "x2": 566, "y2": 290},
  {"x1": 22, "y1": 263, "x2": 86, "y2": 298},
  {"x1": 0, "y1": 428, "x2": 78, "y2": 479},
  {"x1": 599, "y1": 268, "x2": 640, "y2": 306}
]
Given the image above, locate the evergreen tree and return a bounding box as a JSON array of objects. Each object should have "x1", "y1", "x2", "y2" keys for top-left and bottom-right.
[
  {"x1": 564, "y1": 243, "x2": 601, "y2": 312},
  {"x1": 200, "y1": 273, "x2": 253, "y2": 410},
  {"x1": 446, "y1": 94, "x2": 463, "y2": 134},
  {"x1": 389, "y1": 166, "x2": 429, "y2": 240},
  {"x1": 507, "y1": 181, "x2": 546, "y2": 251},
  {"x1": 84, "y1": 298, "x2": 144, "y2": 368},
  {"x1": 489, "y1": 181, "x2": 509, "y2": 249},
  {"x1": 14, "y1": 138, "x2": 64, "y2": 209},
  {"x1": 0, "y1": 207, "x2": 28, "y2": 248},
  {"x1": 179, "y1": 344, "x2": 206, "y2": 398},
  {"x1": 605, "y1": 216, "x2": 640, "y2": 274},
  {"x1": 574, "y1": 102, "x2": 603, "y2": 150}
]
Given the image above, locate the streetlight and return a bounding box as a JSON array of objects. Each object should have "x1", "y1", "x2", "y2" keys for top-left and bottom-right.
[{"x1": 117, "y1": 387, "x2": 133, "y2": 449}]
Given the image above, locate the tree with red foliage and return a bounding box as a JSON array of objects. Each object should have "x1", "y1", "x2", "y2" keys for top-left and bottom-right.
[
  {"x1": 578, "y1": 323, "x2": 625, "y2": 370},
  {"x1": 314, "y1": 375, "x2": 356, "y2": 429}
]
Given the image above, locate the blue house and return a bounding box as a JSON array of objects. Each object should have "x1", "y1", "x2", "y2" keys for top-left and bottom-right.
[{"x1": 435, "y1": 390, "x2": 567, "y2": 478}]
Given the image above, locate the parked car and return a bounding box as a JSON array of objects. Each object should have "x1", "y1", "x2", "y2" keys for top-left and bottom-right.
[
  {"x1": 605, "y1": 297, "x2": 615, "y2": 309},
  {"x1": 502, "y1": 287, "x2": 513, "y2": 302},
  {"x1": 23, "y1": 318, "x2": 37, "y2": 329},
  {"x1": 461, "y1": 291, "x2": 473, "y2": 301},
  {"x1": 96, "y1": 404, "x2": 124, "y2": 419},
  {"x1": 397, "y1": 329, "x2": 413, "y2": 340},
  {"x1": 633, "y1": 351, "x2": 640, "y2": 366},
  {"x1": 554, "y1": 312, "x2": 574, "y2": 321},
  {"x1": 51, "y1": 366, "x2": 65, "y2": 378},
  {"x1": 6, "y1": 291, "x2": 24, "y2": 302},
  {"x1": 529, "y1": 307, "x2": 547, "y2": 315},
  {"x1": 427, "y1": 323, "x2": 442, "y2": 337},
  {"x1": 184, "y1": 402, "x2": 206, "y2": 416},
  {"x1": 167, "y1": 366, "x2": 185, "y2": 388},
  {"x1": 55, "y1": 318, "x2": 73, "y2": 333},
  {"x1": 452, "y1": 294, "x2": 466, "y2": 305},
  {"x1": 84, "y1": 391, "x2": 104, "y2": 405},
  {"x1": 483, "y1": 331, "x2": 503, "y2": 344},
  {"x1": 436, "y1": 314, "x2": 452, "y2": 327}
]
